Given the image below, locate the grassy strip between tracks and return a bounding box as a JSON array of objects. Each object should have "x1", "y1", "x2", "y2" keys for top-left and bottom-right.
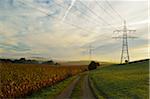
[
  {"x1": 27, "y1": 76, "x2": 77, "y2": 99},
  {"x1": 71, "y1": 73, "x2": 85, "y2": 99}
]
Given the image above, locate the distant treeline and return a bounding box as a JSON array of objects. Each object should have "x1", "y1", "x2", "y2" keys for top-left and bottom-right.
[{"x1": 0, "y1": 58, "x2": 59, "y2": 65}]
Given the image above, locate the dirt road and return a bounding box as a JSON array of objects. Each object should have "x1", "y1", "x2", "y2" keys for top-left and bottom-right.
[
  {"x1": 55, "y1": 76, "x2": 80, "y2": 99},
  {"x1": 56, "y1": 73, "x2": 96, "y2": 99},
  {"x1": 82, "y1": 75, "x2": 96, "y2": 99}
]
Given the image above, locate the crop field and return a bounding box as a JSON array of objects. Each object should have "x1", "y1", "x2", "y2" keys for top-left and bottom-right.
[
  {"x1": 0, "y1": 63, "x2": 87, "y2": 98},
  {"x1": 89, "y1": 59, "x2": 149, "y2": 99}
]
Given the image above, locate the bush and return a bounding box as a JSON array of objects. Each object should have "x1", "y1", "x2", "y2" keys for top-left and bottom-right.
[
  {"x1": 88, "y1": 61, "x2": 98, "y2": 70},
  {"x1": 96, "y1": 62, "x2": 100, "y2": 66}
]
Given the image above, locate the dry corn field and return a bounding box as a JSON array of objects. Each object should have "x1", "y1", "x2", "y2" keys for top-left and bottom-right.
[{"x1": 0, "y1": 63, "x2": 87, "y2": 98}]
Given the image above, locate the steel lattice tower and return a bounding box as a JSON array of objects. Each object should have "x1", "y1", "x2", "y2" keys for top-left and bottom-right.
[
  {"x1": 89, "y1": 45, "x2": 93, "y2": 61},
  {"x1": 113, "y1": 21, "x2": 136, "y2": 64}
]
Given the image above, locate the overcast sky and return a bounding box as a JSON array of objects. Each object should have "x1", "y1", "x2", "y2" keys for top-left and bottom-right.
[{"x1": 0, "y1": 0, "x2": 149, "y2": 62}]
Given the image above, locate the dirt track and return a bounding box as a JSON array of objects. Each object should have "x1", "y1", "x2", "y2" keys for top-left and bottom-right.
[
  {"x1": 56, "y1": 73, "x2": 96, "y2": 99},
  {"x1": 55, "y1": 76, "x2": 80, "y2": 99},
  {"x1": 82, "y1": 75, "x2": 95, "y2": 99}
]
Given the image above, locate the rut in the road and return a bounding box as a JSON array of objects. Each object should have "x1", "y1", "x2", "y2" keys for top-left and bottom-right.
[{"x1": 82, "y1": 75, "x2": 96, "y2": 99}]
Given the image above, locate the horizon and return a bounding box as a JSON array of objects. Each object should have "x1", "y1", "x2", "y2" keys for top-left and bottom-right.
[{"x1": 0, "y1": 56, "x2": 148, "y2": 64}]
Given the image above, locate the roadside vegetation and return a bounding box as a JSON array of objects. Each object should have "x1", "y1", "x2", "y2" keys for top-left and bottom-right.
[
  {"x1": 89, "y1": 59, "x2": 149, "y2": 99},
  {"x1": 28, "y1": 76, "x2": 77, "y2": 98}
]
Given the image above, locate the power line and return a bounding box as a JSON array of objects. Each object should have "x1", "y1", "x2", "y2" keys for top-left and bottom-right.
[
  {"x1": 20, "y1": 0, "x2": 113, "y2": 60},
  {"x1": 17, "y1": 1, "x2": 109, "y2": 38},
  {"x1": 55, "y1": 0, "x2": 104, "y2": 26},
  {"x1": 53, "y1": 1, "x2": 104, "y2": 28},
  {"x1": 19, "y1": 0, "x2": 117, "y2": 31},
  {"x1": 77, "y1": 0, "x2": 117, "y2": 29},
  {"x1": 95, "y1": 0, "x2": 116, "y2": 21},
  {"x1": 104, "y1": 0, "x2": 124, "y2": 21},
  {"x1": 54, "y1": 0, "x2": 118, "y2": 30},
  {"x1": 89, "y1": 45, "x2": 94, "y2": 61}
]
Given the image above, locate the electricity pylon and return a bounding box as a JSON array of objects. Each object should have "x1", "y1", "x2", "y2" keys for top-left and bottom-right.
[
  {"x1": 89, "y1": 45, "x2": 94, "y2": 61},
  {"x1": 113, "y1": 21, "x2": 136, "y2": 64},
  {"x1": 89, "y1": 45, "x2": 92, "y2": 60}
]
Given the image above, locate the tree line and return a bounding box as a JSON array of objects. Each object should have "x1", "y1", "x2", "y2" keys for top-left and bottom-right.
[{"x1": 0, "y1": 58, "x2": 59, "y2": 65}]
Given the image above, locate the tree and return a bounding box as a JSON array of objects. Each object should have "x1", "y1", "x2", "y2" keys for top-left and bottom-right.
[
  {"x1": 96, "y1": 62, "x2": 100, "y2": 66},
  {"x1": 125, "y1": 60, "x2": 129, "y2": 64},
  {"x1": 88, "y1": 61, "x2": 98, "y2": 70},
  {"x1": 42, "y1": 60, "x2": 54, "y2": 65}
]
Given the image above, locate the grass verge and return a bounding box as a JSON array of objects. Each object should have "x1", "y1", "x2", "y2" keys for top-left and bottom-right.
[{"x1": 89, "y1": 77, "x2": 105, "y2": 99}]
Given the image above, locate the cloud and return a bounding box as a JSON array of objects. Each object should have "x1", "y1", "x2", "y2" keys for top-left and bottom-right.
[
  {"x1": 62, "y1": 0, "x2": 76, "y2": 21},
  {"x1": 0, "y1": 0, "x2": 148, "y2": 62},
  {"x1": 0, "y1": 42, "x2": 30, "y2": 52}
]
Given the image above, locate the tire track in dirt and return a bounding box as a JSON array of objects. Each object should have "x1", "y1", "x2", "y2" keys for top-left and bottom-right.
[{"x1": 82, "y1": 75, "x2": 96, "y2": 99}]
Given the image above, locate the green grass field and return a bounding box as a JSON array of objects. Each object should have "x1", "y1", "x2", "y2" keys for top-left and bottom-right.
[{"x1": 89, "y1": 59, "x2": 149, "y2": 99}]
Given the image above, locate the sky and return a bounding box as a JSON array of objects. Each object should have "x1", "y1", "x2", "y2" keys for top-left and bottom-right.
[{"x1": 0, "y1": 0, "x2": 149, "y2": 62}]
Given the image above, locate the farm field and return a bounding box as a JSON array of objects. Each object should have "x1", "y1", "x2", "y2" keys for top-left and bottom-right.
[
  {"x1": 89, "y1": 59, "x2": 149, "y2": 99},
  {"x1": 0, "y1": 63, "x2": 87, "y2": 98}
]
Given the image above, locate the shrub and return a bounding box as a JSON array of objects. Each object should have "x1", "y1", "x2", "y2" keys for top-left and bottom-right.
[{"x1": 88, "y1": 61, "x2": 98, "y2": 70}]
